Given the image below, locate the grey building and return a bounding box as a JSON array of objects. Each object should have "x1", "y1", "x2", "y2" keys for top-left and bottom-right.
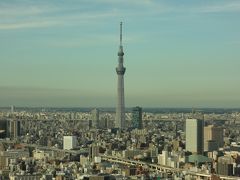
[
  {"x1": 0, "y1": 120, "x2": 8, "y2": 138},
  {"x1": 10, "y1": 105, "x2": 15, "y2": 113},
  {"x1": 0, "y1": 119, "x2": 20, "y2": 139},
  {"x1": 8, "y1": 120, "x2": 21, "y2": 139},
  {"x1": 217, "y1": 156, "x2": 234, "y2": 176},
  {"x1": 91, "y1": 108, "x2": 99, "y2": 129},
  {"x1": 132, "y1": 106, "x2": 142, "y2": 129},
  {"x1": 89, "y1": 144, "x2": 99, "y2": 160}
]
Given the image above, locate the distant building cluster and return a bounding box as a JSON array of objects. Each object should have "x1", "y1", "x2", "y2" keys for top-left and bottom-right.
[{"x1": 1, "y1": 107, "x2": 240, "y2": 179}]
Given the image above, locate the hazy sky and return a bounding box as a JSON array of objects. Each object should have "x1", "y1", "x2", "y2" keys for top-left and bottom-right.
[{"x1": 0, "y1": 0, "x2": 240, "y2": 108}]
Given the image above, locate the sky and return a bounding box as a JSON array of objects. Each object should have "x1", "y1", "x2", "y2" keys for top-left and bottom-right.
[{"x1": 0, "y1": 0, "x2": 240, "y2": 108}]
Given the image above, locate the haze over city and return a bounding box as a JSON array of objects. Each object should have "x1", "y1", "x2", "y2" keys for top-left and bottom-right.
[{"x1": 1, "y1": 0, "x2": 240, "y2": 107}]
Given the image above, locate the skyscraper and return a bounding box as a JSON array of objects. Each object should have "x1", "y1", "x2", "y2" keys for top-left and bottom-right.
[
  {"x1": 91, "y1": 108, "x2": 99, "y2": 129},
  {"x1": 8, "y1": 120, "x2": 21, "y2": 139},
  {"x1": 132, "y1": 106, "x2": 143, "y2": 129},
  {"x1": 0, "y1": 120, "x2": 8, "y2": 138},
  {"x1": 10, "y1": 105, "x2": 15, "y2": 113},
  {"x1": 204, "y1": 125, "x2": 224, "y2": 151},
  {"x1": 115, "y1": 22, "x2": 126, "y2": 129},
  {"x1": 0, "y1": 120, "x2": 21, "y2": 139},
  {"x1": 89, "y1": 144, "x2": 100, "y2": 160},
  {"x1": 186, "y1": 118, "x2": 204, "y2": 154}
]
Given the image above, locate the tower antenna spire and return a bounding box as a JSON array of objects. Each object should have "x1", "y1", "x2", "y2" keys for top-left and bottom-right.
[
  {"x1": 116, "y1": 21, "x2": 126, "y2": 129},
  {"x1": 120, "y1": 22, "x2": 122, "y2": 46}
]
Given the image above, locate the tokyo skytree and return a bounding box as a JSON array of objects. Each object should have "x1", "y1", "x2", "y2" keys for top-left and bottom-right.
[{"x1": 115, "y1": 22, "x2": 126, "y2": 129}]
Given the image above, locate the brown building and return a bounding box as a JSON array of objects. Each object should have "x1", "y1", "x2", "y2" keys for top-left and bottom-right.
[{"x1": 204, "y1": 125, "x2": 223, "y2": 151}]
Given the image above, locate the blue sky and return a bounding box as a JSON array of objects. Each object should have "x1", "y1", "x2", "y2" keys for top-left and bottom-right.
[{"x1": 0, "y1": 0, "x2": 240, "y2": 107}]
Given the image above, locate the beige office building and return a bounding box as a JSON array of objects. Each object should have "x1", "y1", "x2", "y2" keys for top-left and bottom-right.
[{"x1": 204, "y1": 125, "x2": 224, "y2": 151}]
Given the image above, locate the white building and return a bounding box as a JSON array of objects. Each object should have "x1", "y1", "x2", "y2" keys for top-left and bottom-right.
[
  {"x1": 63, "y1": 136, "x2": 77, "y2": 150},
  {"x1": 158, "y1": 150, "x2": 168, "y2": 166},
  {"x1": 186, "y1": 118, "x2": 204, "y2": 154}
]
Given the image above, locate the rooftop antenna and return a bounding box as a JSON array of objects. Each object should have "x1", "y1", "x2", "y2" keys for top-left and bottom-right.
[{"x1": 120, "y1": 22, "x2": 123, "y2": 46}]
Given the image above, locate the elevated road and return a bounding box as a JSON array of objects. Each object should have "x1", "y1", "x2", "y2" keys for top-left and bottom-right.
[
  {"x1": 0, "y1": 140, "x2": 238, "y2": 179},
  {"x1": 101, "y1": 155, "x2": 238, "y2": 180}
]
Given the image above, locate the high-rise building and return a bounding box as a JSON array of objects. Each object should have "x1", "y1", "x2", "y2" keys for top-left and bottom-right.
[
  {"x1": 8, "y1": 120, "x2": 21, "y2": 139},
  {"x1": 0, "y1": 120, "x2": 8, "y2": 138},
  {"x1": 63, "y1": 136, "x2": 77, "y2": 150},
  {"x1": 0, "y1": 119, "x2": 20, "y2": 139},
  {"x1": 186, "y1": 118, "x2": 204, "y2": 154},
  {"x1": 115, "y1": 22, "x2": 126, "y2": 129},
  {"x1": 204, "y1": 125, "x2": 224, "y2": 151},
  {"x1": 132, "y1": 106, "x2": 142, "y2": 129},
  {"x1": 89, "y1": 144, "x2": 99, "y2": 159},
  {"x1": 91, "y1": 108, "x2": 99, "y2": 129},
  {"x1": 10, "y1": 105, "x2": 15, "y2": 113}
]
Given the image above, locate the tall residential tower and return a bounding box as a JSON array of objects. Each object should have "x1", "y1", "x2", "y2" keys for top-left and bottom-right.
[{"x1": 115, "y1": 22, "x2": 126, "y2": 129}]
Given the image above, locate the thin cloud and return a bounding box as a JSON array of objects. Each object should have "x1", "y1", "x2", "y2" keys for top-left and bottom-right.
[
  {"x1": 0, "y1": 2, "x2": 121, "y2": 30},
  {"x1": 0, "y1": 12, "x2": 118, "y2": 30},
  {"x1": 0, "y1": 21, "x2": 61, "y2": 30},
  {"x1": 0, "y1": 2, "x2": 59, "y2": 18},
  {"x1": 0, "y1": 0, "x2": 164, "y2": 30},
  {"x1": 0, "y1": 1, "x2": 60, "y2": 29},
  {"x1": 198, "y1": 1, "x2": 240, "y2": 13},
  {"x1": 1, "y1": 0, "x2": 240, "y2": 30}
]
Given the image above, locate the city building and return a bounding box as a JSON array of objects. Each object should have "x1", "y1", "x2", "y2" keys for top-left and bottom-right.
[
  {"x1": 89, "y1": 144, "x2": 99, "y2": 160},
  {"x1": 8, "y1": 120, "x2": 21, "y2": 139},
  {"x1": 158, "y1": 150, "x2": 169, "y2": 166},
  {"x1": 9, "y1": 174, "x2": 43, "y2": 180},
  {"x1": 91, "y1": 108, "x2": 99, "y2": 129},
  {"x1": 1, "y1": 108, "x2": 240, "y2": 179},
  {"x1": 63, "y1": 136, "x2": 77, "y2": 150},
  {"x1": 186, "y1": 118, "x2": 204, "y2": 154},
  {"x1": 132, "y1": 106, "x2": 143, "y2": 129},
  {"x1": 10, "y1": 105, "x2": 15, "y2": 113},
  {"x1": 0, "y1": 119, "x2": 20, "y2": 139},
  {"x1": 217, "y1": 155, "x2": 234, "y2": 176},
  {"x1": 115, "y1": 22, "x2": 126, "y2": 129},
  {"x1": 0, "y1": 120, "x2": 8, "y2": 138},
  {"x1": 204, "y1": 125, "x2": 224, "y2": 151},
  {"x1": 0, "y1": 149, "x2": 30, "y2": 171}
]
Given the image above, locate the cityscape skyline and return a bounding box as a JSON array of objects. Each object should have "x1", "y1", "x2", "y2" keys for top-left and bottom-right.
[{"x1": 1, "y1": 0, "x2": 240, "y2": 107}]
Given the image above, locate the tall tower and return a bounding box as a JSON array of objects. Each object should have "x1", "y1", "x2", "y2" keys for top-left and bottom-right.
[
  {"x1": 186, "y1": 118, "x2": 204, "y2": 154},
  {"x1": 115, "y1": 22, "x2": 126, "y2": 129},
  {"x1": 91, "y1": 108, "x2": 100, "y2": 129}
]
